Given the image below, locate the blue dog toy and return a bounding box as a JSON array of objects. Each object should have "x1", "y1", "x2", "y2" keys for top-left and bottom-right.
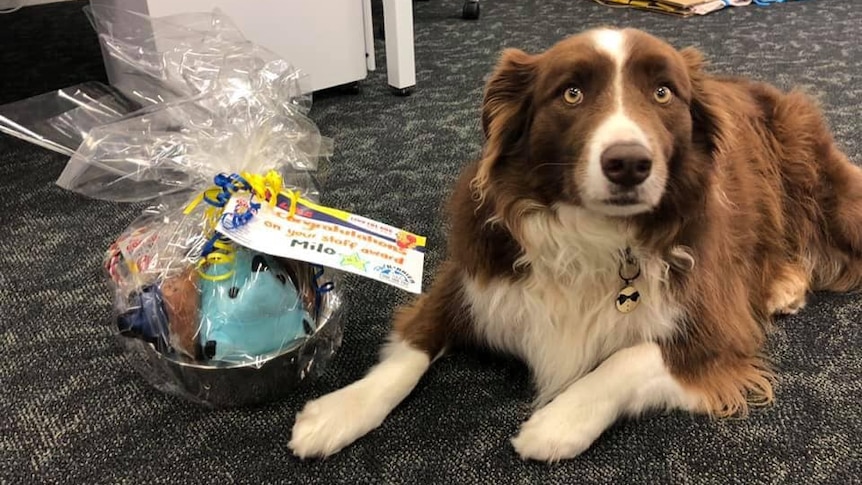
[
  {"x1": 198, "y1": 247, "x2": 315, "y2": 363},
  {"x1": 117, "y1": 284, "x2": 169, "y2": 349}
]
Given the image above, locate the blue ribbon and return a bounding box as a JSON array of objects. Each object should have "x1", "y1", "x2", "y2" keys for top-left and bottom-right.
[
  {"x1": 199, "y1": 232, "x2": 232, "y2": 258},
  {"x1": 204, "y1": 173, "x2": 252, "y2": 207},
  {"x1": 197, "y1": 172, "x2": 258, "y2": 258},
  {"x1": 311, "y1": 264, "x2": 335, "y2": 315}
]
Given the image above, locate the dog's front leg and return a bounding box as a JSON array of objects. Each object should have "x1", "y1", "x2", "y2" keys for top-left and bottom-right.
[
  {"x1": 511, "y1": 341, "x2": 701, "y2": 462},
  {"x1": 289, "y1": 334, "x2": 433, "y2": 458},
  {"x1": 290, "y1": 263, "x2": 467, "y2": 458}
]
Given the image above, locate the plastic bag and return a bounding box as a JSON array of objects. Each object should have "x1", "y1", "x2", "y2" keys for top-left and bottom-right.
[
  {"x1": 56, "y1": 5, "x2": 329, "y2": 203},
  {"x1": 37, "y1": 6, "x2": 342, "y2": 407},
  {"x1": 0, "y1": 81, "x2": 140, "y2": 156},
  {"x1": 85, "y1": 6, "x2": 313, "y2": 110},
  {"x1": 56, "y1": 94, "x2": 328, "y2": 202}
]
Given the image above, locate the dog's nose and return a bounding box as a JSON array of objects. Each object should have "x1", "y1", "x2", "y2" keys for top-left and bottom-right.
[{"x1": 600, "y1": 143, "x2": 653, "y2": 187}]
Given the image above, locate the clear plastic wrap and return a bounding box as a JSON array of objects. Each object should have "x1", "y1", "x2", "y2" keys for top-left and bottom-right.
[
  {"x1": 105, "y1": 198, "x2": 345, "y2": 407},
  {"x1": 22, "y1": 6, "x2": 344, "y2": 407},
  {"x1": 0, "y1": 82, "x2": 139, "y2": 156},
  {"x1": 86, "y1": 6, "x2": 312, "y2": 110},
  {"x1": 56, "y1": 5, "x2": 329, "y2": 203}
]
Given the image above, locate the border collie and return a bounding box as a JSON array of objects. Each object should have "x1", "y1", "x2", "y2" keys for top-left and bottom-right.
[{"x1": 289, "y1": 28, "x2": 861, "y2": 462}]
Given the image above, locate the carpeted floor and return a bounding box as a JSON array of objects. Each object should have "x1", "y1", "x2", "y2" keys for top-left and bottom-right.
[{"x1": 1, "y1": 1, "x2": 860, "y2": 484}]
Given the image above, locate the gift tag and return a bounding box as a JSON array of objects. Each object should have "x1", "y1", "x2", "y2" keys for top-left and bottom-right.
[{"x1": 216, "y1": 193, "x2": 427, "y2": 294}]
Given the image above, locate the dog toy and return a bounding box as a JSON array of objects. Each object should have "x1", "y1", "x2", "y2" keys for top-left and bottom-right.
[
  {"x1": 117, "y1": 284, "x2": 169, "y2": 347},
  {"x1": 115, "y1": 247, "x2": 316, "y2": 363},
  {"x1": 198, "y1": 246, "x2": 315, "y2": 363},
  {"x1": 161, "y1": 266, "x2": 201, "y2": 358}
]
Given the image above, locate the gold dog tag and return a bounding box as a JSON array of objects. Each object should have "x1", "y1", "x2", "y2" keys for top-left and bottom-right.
[{"x1": 616, "y1": 285, "x2": 640, "y2": 313}]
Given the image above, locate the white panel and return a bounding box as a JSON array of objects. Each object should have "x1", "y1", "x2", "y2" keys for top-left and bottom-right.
[{"x1": 143, "y1": 0, "x2": 368, "y2": 92}]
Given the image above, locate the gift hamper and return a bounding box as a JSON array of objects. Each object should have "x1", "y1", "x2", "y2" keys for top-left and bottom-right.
[
  {"x1": 1, "y1": 6, "x2": 349, "y2": 407},
  {"x1": 0, "y1": 6, "x2": 427, "y2": 407}
]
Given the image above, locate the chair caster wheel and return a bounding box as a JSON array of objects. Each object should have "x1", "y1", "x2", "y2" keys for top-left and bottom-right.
[
  {"x1": 391, "y1": 86, "x2": 414, "y2": 96},
  {"x1": 462, "y1": 0, "x2": 480, "y2": 20},
  {"x1": 341, "y1": 81, "x2": 361, "y2": 95}
]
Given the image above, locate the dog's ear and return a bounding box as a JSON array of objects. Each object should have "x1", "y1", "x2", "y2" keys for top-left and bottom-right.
[
  {"x1": 473, "y1": 48, "x2": 537, "y2": 202},
  {"x1": 481, "y1": 48, "x2": 536, "y2": 140},
  {"x1": 680, "y1": 47, "x2": 727, "y2": 156},
  {"x1": 679, "y1": 46, "x2": 706, "y2": 74}
]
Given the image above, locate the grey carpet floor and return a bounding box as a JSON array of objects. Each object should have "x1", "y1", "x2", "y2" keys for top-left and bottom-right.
[{"x1": 1, "y1": 1, "x2": 860, "y2": 484}]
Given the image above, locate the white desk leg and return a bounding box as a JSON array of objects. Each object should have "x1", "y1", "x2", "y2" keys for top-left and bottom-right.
[
  {"x1": 382, "y1": 0, "x2": 416, "y2": 94},
  {"x1": 362, "y1": 0, "x2": 376, "y2": 72}
]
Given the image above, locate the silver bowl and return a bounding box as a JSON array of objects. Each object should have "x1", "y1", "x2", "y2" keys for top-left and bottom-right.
[{"x1": 116, "y1": 286, "x2": 345, "y2": 408}]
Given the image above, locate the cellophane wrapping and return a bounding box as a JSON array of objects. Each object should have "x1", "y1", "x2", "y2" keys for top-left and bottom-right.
[{"x1": 47, "y1": 6, "x2": 345, "y2": 407}]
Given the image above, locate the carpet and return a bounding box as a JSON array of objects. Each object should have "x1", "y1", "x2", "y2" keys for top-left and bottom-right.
[{"x1": 1, "y1": 1, "x2": 859, "y2": 483}]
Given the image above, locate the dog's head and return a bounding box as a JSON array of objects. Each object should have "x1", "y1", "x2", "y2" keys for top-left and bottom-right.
[{"x1": 476, "y1": 28, "x2": 721, "y2": 220}]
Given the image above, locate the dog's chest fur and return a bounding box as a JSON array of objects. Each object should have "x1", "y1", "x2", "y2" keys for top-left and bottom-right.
[{"x1": 461, "y1": 207, "x2": 682, "y2": 405}]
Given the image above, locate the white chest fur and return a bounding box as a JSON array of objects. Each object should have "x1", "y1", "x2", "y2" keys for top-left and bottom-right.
[{"x1": 462, "y1": 206, "x2": 682, "y2": 405}]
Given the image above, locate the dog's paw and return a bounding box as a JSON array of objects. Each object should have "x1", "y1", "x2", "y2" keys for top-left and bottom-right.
[
  {"x1": 767, "y1": 267, "x2": 809, "y2": 316},
  {"x1": 511, "y1": 402, "x2": 607, "y2": 462},
  {"x1": 773, "y1": 297, "x2": 806, "y2": 316},
  {"x1": 289, "y1": 385, "x2": 382, "y2": 459}
]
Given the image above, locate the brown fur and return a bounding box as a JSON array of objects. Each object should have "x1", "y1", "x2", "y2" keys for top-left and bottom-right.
[
  {"x1": 392, "y1": 29, "x2": 862, "y2": 419},
  {"x1": 651, "y1": 49, "x2": 862, "y2": 416}
]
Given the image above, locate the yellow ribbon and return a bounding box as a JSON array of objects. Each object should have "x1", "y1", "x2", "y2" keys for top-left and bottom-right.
[
  {"x1": 241, "y1": 170, "x2": 283, "y2": 208},
  {"x1": 240, "y1": 169, "x2": 301, "y2": 218},
  {"x1": 283, "y1": 190, "x2": 300, "y2": 219},
  {"x1": 182, "y1": 170, "x2": 299, "y2": 281},
  {"x1": 195, "y1": 242, "x2": 236, "y2": 281}
]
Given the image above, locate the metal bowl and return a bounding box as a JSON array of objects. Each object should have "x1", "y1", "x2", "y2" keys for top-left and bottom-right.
[{"x1": 117, "y1": 287, "x2": 345, "y2": 408}]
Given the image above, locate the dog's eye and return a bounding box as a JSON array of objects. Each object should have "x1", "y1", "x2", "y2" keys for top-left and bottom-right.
[
  {"x1": 563, "y1": 87, "x2": 584, "y2": 105},
  {"x1": 654, "y1": 86, "x2": 673, "y2": 104}
]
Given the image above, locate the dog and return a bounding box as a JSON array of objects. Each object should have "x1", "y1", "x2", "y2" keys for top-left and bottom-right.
[{"x1": 289, "y1": 27, "x2": 862, "y2": 462}]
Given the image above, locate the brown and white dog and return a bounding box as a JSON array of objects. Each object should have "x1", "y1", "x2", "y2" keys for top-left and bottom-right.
[{"x1": 289, "y1": 27, "x2": 862, "y2": 462}]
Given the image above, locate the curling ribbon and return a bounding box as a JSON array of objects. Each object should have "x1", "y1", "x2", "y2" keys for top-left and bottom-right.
[{"x1": 183, "y1": 170, "x2": 302, "y2": 280}]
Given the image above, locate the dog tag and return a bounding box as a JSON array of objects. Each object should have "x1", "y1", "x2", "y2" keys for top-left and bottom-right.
[{"x1": 616, "y1": 285, "x2": 640, "y2": 313}]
